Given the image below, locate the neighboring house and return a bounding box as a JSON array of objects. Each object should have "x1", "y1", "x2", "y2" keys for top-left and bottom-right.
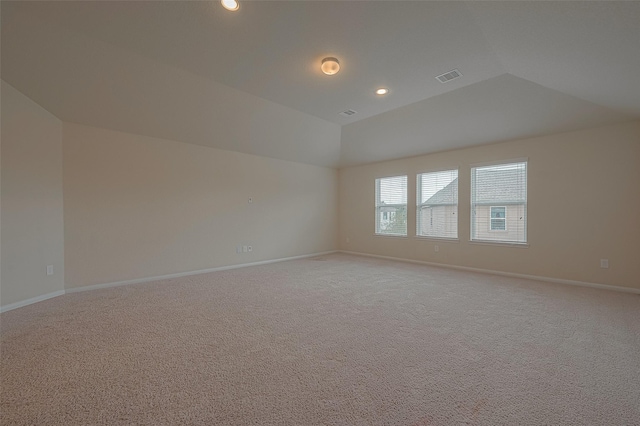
[
  {"x1": 419, "y1": 169, "x2": 526, "y2": 241},
  {"x1": 378, "y1": 204, "x2": 407, "y2": 234},
  {"x1": 379, "y1": 206, "x2": 396, "y2": 229},
  {"x1": 419, "y1": 178, "x2": 458, "y2": 238},
  {"x1": 472, "y1": 168, "x2": 526, "y2": 242}
]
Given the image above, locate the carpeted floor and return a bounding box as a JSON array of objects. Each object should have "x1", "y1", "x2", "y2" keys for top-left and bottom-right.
[{"x1": 1, "y1": 253, "x2": 639, "y2": 425}]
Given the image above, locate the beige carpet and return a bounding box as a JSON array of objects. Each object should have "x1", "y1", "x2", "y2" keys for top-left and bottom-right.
[{"x1": 1, "y1": 253, "x2": 639, "y2": 425}]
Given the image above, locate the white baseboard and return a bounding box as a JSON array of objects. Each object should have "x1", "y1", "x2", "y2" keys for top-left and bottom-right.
[
  {"x1": 6, "y1": 249, "x2": 634, "y2": 313},
  {"x1": 3, "y1": 251, "x2": 337, "y2": 311},
  {"x1": 339, "y1": 250, "x2": 640, "y2": 295},
  {"x1": 0, "y1": 290, "x2": 66, "y2": 313},
  {"x1": 65, "y1": 251, "x2": 339, "y2": 294}
]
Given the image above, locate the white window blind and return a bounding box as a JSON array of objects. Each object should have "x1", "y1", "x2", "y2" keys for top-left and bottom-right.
[
  {"x1": 417, "y1": 169, "x2": 458, "y2": 239},
  {"x1": 471, "y1": 161, "x2": 527, "y2": 243},
  {"x1": 375, "y1": 175, "x2": 407, "y2": 235}
]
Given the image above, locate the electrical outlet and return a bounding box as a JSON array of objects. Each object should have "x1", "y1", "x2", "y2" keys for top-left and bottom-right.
[
  {"x1": 243, "y1": 246, "x2": 248, "y2": 253},
  {"x1": 600, "y1": 259, "x2": 609, "y2": 269},
  {"x1": 236, "y1": 246, "x2": 242, "y2": 254},
  {"x1": 248, "y1": 197, "x2": 253, "y2": 203},
  {"x1": 46, "y1": 265, "x2": 54, "y2": 276},
  {"x1": 248, "y1": 246, "x2": 252, "y2": 252},
  {"x1": 434, "y1": 245, "x2": 439, "y2": 253}
]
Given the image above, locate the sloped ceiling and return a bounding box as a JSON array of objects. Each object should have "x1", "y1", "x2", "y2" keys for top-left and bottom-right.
[{"x1": 2, "y1": 1, "x2": 639, "y2": 168}]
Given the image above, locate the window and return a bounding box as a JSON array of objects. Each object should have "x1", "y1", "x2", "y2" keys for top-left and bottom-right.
[
  {"x1": 375, "y1": 175, "x2": 407, "y2": 235},
  {"x1": 490, "y1": 206, "x2": 506, "y2": 231},
  {"x1": 417, "y1": 169, "x2": 458, "y2": 239},
  {"x1": 471, "y1": 161, "x2": 527, "y2": 243}
]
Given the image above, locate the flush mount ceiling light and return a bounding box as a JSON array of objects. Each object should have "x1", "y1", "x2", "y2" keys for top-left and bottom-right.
[
  {"x1": 221, "y1": 0, "x2": 239, "y2": 11},
  {"x1": 375, "y1": 88, "x2": 389, "y2": 95},
  {"x1": 321, "y1": 57, "x2": 340, "y2": 76}
]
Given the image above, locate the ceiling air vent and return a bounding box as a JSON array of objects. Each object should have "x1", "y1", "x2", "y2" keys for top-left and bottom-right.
[
  {"x1": 435, "y1": 69, "x2": 462, "y2": 83},
  {"x1": 339, "y1": 109, "x2": 357, "y2": 117}
]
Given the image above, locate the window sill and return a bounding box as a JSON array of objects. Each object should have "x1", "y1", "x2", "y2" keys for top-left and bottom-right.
[
  {"x1": 469, "y1": 240, "x2": 529, "y2": 248},
  {"x1": 414, "y1": 236, "x2": 459, "y2": 243},
  {"x1": 374, "y1": 233, "x2": 408, "y2": 238}
]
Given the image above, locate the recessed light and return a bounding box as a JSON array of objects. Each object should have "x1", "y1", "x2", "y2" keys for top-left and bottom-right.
[
  {"x1": 321, "y1": 57, "x2": 340, "y2": 76},
  {"x1": 375, "y1": 88, "x2": 389, "y2": 95},
  {"x1": 221, "y1": 0, "x2": 239, "y2": 11}
]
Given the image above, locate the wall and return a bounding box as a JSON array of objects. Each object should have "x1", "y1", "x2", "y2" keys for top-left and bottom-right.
[
  {"x1": 1, "y1": 81, "x2": 65, "y2": 309},
  {"x1": 63, "y1": 123, "x2": 338, "y2": 289},
  {"x1": 339, "y1": 120, "x2": 640, "y2": 290}
]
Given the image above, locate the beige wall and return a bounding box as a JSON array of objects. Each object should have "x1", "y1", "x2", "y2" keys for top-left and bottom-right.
[
  {"x1": 63, "y1": 123, "x2": 338, "y2": 289},
  {"x1": 339, "y1": 120, "x2": 640, "y2": 290},
  {"x1": 2, "y1": 77, "x2": 638, "y2": 306},
  {"x1": 1, "y1": 81, "x2": 65, "y2": 308}
]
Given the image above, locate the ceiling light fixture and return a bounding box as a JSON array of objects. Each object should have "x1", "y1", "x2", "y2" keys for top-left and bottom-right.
[
  {"x1": 375, "y1": 88, "x2": 389, "y2": 95},
  {"x1": 321, "y1": 57, "x2": 340, "y2": 76},
  {"x1": 221, "y1": 0, "x2": 239, "y2": 11}
]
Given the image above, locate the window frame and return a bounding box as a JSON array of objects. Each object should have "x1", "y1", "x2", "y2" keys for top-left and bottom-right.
[
  {"x1": 470, "y1": 159, "x2": 528, "y2": 245},
  {"x1": 375, "y1": 175, "x2": 408, "y2": 237},
  {"x1": 416, "y1": 168, "x2": 459, "y2": 240}
]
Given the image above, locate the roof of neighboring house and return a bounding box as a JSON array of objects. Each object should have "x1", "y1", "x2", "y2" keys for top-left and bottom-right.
[
  {"x1": 423, "y1": 178, "x2": 458, "y2": 206},
  {"x1": 423, "y1": 168, "x2": 525, "y2": 205},
  {"x1": 473, "y1": 168, "x2": 526, "y2": 204}
]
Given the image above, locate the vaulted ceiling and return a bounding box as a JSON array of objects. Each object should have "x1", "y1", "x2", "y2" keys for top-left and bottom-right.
[{"x1": 2, "y1": 1, "x2": 639, "y2": 167}]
